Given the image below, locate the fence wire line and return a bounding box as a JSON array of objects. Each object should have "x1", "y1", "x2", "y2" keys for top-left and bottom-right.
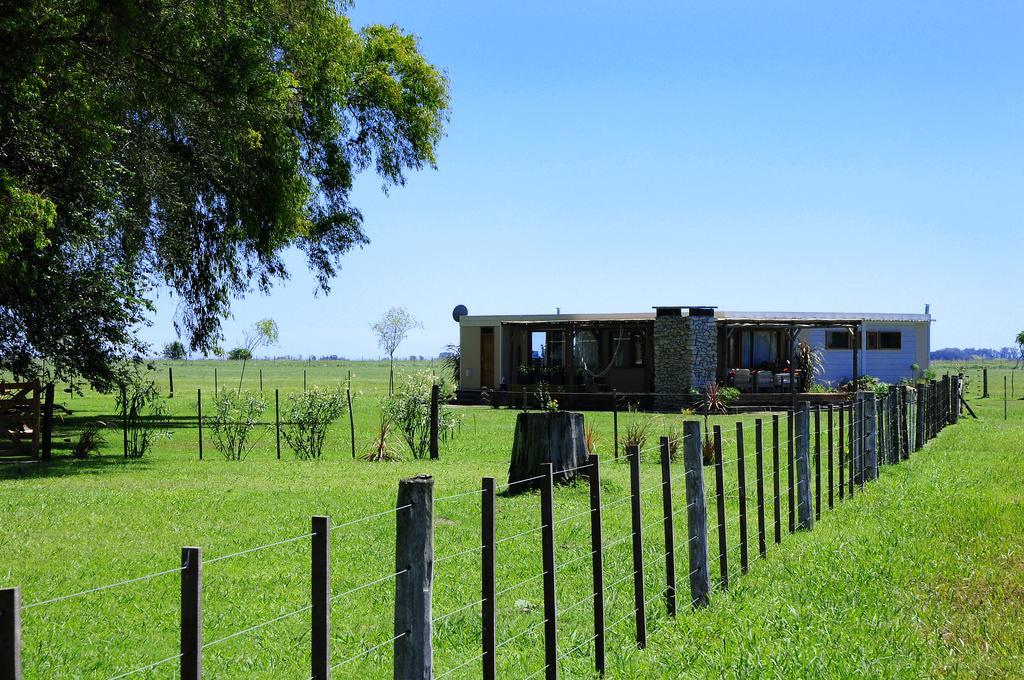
[
  {"x1": 435, "y1": 543, "x2": 484, "y2": 564},
  {"x1": 496, "y1": 473, "x2": 547, "y2": 493},
  {"x1": 436, "y1": 650, "x2": 486, "y2": 679},
  {"x1": 495, "y1": 523, "x2": 547, "y2": 547},
  {"x1": 331, "y1": 630, "x2": 408, "y2": 670},
  {"x1": 107, "y1": 652, "x2": 183, "y2": 680},
  {"x1": 329, "y1": 504, "x2": 411, "y2": 533},
  {"x1": 203, "y1": 603, "x2": 313, "y2": 649},
  {"x1": 331, "y1": 568, "x2": 408, "y2": 603},
  {"x1": 433, "y1": 597, "x2": 485, "y2": 625},
  {"x1": 206, "y1": 531, "x2": 314, "y2": 564},
  {"x1": 496, "y1": 570, "x2": 546, "y2": 598},
  {"x1": 434, "y1": 487, "x2": 486, "y2": 503},
  {"x1": 495, "y1": 617, "x2": 548, "y2": 650},
  {"x1": 23, "y1": 563, "x2": 186, "y2": 610}
]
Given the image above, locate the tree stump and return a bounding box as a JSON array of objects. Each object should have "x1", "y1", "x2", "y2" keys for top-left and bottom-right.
[{"x1": 506, "y1": 411, "x2": 589, "y2": 494}]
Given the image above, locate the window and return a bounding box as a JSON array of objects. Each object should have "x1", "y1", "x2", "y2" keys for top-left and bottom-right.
[
  {"x1": 612, "y1": 329, "x2": 645, "y2": 367},
  {"x1": 866, "y1": 331, "x2": 901, "y2": 351},
  {"x1": 573, "y1": 330, "x2": 600, "y2": 369},
  {"x1": 825, "y1": 330, "x2": 858, "y2": 350}
]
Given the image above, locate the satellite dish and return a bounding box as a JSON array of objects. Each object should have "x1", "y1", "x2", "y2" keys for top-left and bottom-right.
[{"x1": 452, "y1": 304, "x2": 469, "y2": 322}]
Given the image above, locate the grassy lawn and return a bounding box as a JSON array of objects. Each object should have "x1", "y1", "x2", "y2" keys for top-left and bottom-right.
[{"x1": 2, "y1": 360, "x2": 1021, "y2": 678}]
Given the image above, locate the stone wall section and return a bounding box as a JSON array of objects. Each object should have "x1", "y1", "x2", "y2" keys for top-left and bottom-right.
[
  {"x1": 688, "y1": 316, "x2": 718, "y2": 391},
  {"x1": 654, "y1": 316, "x2": 690, "y2": 410}
]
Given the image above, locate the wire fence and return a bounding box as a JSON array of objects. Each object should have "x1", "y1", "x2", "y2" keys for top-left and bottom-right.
[{"x1": 1, "y1": 379, "x2": 963, "y2": 679}]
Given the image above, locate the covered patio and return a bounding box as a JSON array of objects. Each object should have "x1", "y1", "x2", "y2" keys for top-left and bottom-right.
[{"x1": 718, "y1": 316, "x2": 863, "y2": 401}]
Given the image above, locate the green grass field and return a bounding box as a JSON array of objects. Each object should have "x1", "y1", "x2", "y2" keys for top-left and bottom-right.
[{"x1": 2, "y1": 360, "x2": 1022, "y2": 678}]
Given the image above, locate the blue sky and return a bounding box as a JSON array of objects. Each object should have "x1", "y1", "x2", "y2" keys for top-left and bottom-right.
[{"x1": 142, "y1": 0, "x2": 1023, "y2": 358}]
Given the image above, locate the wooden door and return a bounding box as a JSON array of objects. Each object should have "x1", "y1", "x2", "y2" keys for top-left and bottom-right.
[{"x1": 480, "y1": 328, "x2": 495, "y2": 388}]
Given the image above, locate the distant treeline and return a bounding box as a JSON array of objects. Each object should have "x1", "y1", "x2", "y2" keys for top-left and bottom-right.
[{"x1": 930, "y1": 347, "x2": 1020, "y2": 361}]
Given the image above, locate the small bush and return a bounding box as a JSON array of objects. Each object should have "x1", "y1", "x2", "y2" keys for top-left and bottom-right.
[
  {"x1": 362, "y1": 413, "x2": 400, "y2": 462},
  {"x1": 382, "y1": 371, "x2": 460, "y2": 459},
  {"x1": 585, "y1": 423, "x2": 599, "y2": 454},
  {"x1": 72, "y1": 421, "x2": 107, "y2": 459},
  {"x1": 623, "y1": 406, "x2": 652, "y2": 454},
  {"x1": 116, "y1": 372, "x2": 170, "y2": 459},
  {"x1": 208, "y1": 389, "x2": 267, "y2": 461},
  {"x1": 282, "y1": 386, "x2": 347, "y2": 460}
]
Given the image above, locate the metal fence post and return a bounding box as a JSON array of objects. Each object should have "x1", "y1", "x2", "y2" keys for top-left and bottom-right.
[
  {"x1": 787, "y1": 411, "x2": 795, "y2": 533},
  {"x1": 735, "y1": 423, "x2": 748, "y2": 574},
  {"x1": 275, "y1": 389, "x2": 281, "y2": 460},
  {"x1": 587, "y1": 455, "x2": 606, "y2": 673},
  {"x1": 772, "y1": 415, "x2": 781, "y2": 543},
  {"x1": 838, "y1": 403, "x2": 845, "y2": 501},
  {"x1": 755, "y1": 418, "x2": 766, "y2": 558},
  {"x1": 794, "y1": 402, "x2": 814, "y2": 531},
  {"x1": 827, "y1": 405, "x2": 834, "y2": 509},
  {"x1": 312, "y1": 516, "x2": 330, "y2": 680},
  {"x1": 482, "y1": 478, "x2": 496, "y2": 680},
  {"x1": 627, "y1": 445, "x2": 647, "y2": 648},
  {"x1": 0, "y1": 587, "x2": 22, "y2": 680},
  {"x1": 540, "y1": 463, "x2": 558, "y2": 677},
  {"x1": 429, "y1": 383, "x2": 439, "y2": 460},
  {"x1": 197, "y1": 388, "x2": 203, "y2": 461},
  {"x1": 713, "y1": 427, "x2": 729, "y2": 589},
  {"x1": 813, "y1": 406, "x2": 821, "y2": 520},
  {"x1": 659, "y1": 437, "x2": 677, "y2": 616},
  {"x1": 169, "y1": 366, "x2": 174, "y2": 398},
  {"x1": 682, "y1": 422, "x2": 710, "y2": 608},
  {"x1": 181, "y1": 547, "x2": 202, "y2": 680}
]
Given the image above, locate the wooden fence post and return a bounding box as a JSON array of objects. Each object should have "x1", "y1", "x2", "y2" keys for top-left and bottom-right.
[
  {"x1": 794, "y1": 402, "x2": 814, "y2": 531},
  {"x1": 41, "y1": 383, "x2": 54, "y2": 461},
  {"x1": 755, "y1": 419, "x2": 766, "y2": 558},
  {"x1": 735, "y1": 423, "x2": 748, "y2": 574},
  {"x1": 482, "y1": 477, "x2": 496, "y2": 680},
  {"x1": 684, "y1": 421, "x2": 708, "y2": 606},
  {"x1": 587, "y1": 455, "x2": 606, "y2": 672},
  {"x1": 429, "y1": 383, "x2": 439, "y2": 460},
  {"x1": 682, "y1": 421, "x2": 710, "y2": 608},
  {"x1": 627, "y1": 445, "x2": 647, "y2": 648},
  {"x1": 181, "y1": 546, "x2": 202, "y2": 680},
  {"x1": 863, "y1": 393, "x2": 878, "y2": 484},
  {"x1": 1005, "y1": 376, "x2": 1009, "y2": 421},
  {"x1": 275, "y1": 389, "x2": 281, "y2": 460},
  {"x1": 772, "y1": 415, "x2": 781, "y2": 544},
  {"x1": 0, "y1": 587, "x2": 22, "y2": 680},
  {"x1": 169, "y1": 366, "x2": 174, "y2": 398},
  {"x1": 540, "y1": 463, "x2": 559, "y2": 677},
  {"x1": 659, "y1": 437, "x2": 677, "y2": 616},
  {"x1": 983, "y1": 368, "x2": 989, "y2": 398},
  {"x1": 712, "y1": 427, "x2": 729, "y2": 590},
  {"x1": 312, "y1": 516, "x2": 330, "y2": 680},
  {"x1": 197, "y1": 388, "x2": 203, "y2": 461},
  {"x1": 394, "y1": 475, "x2": 434, "y2": 680}
]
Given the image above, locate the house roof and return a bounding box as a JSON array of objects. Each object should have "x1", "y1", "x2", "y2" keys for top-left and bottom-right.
[{"x1": 460, "y1": 310, "x2": 931, "y2": 325}]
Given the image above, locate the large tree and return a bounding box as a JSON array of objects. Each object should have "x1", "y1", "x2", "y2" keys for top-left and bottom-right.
[{"x1": 0, "y1": 0, "x2": 449, "y2": 390}]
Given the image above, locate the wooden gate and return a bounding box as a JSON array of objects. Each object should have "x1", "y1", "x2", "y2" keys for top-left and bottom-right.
[{"x1": 0, "y1": 381, "x2": 42, "y2": 459}]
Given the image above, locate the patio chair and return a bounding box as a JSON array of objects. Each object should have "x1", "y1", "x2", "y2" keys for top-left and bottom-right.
[
  {"x1": 755, "y1": 371, "x2": 774, "y2": 393},
  {"x1": 774, "y1": 373, "x2": 791, "y2": 392},
  {"x1": 733, "y1": 369, "x2": 752, "y2": 392}
]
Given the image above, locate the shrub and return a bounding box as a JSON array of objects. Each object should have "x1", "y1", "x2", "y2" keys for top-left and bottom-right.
[
  {"x1": 208, "y1": 389, "x2": 267, "y2": 461},
  {"x1": 362, "y1": 413, "x2": 400, "y2": 462},
  {"x1": 116, "y1": 372, "x2": 170, "y2": 459},
  {"x1": 282, "y1": 386, "x2": 347, "y2": 460},
  {"x1": 161, "y1": 340, "x2": 186, "y2": 360},
  {"x1": 72, "y1": 421, "x2": 107, "y2": 459},
  {"x1": 382, "y1": 371, "x2": 460, "y2": 459},
  {"x1": 841, "y1": 375, "x2": 890, "y2": 397},
  {"x1": 623, "y1": 405, "x2": 652, "y2": 455},
  {"x1": 585, "y1": 423, "x2": 599, "y2": 454},
  {"x1": 535, "y1": 381, "x2": 558, "y2": 412},
  {"x1": 227, "y1": 347, "x2": 252, "y2": 361}
]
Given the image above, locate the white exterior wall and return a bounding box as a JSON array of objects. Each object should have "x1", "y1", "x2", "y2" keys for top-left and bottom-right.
[{"x1": 801, "y1": 322, "x2": 930, "y2": 385}]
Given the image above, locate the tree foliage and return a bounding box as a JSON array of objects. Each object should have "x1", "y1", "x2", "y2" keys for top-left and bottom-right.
[
  {"x1": 161, "y1": 340, "x2": 186, "y2": 361},
  {"x1": 372, "y1": 306, "x2": 421, "y2": 394},
  {"x1": 0, "y1": 1, "x2": 450, "y2": 389},
  {"x1": 282, "y1": 385, "x2": 347, "y2": 460}
]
